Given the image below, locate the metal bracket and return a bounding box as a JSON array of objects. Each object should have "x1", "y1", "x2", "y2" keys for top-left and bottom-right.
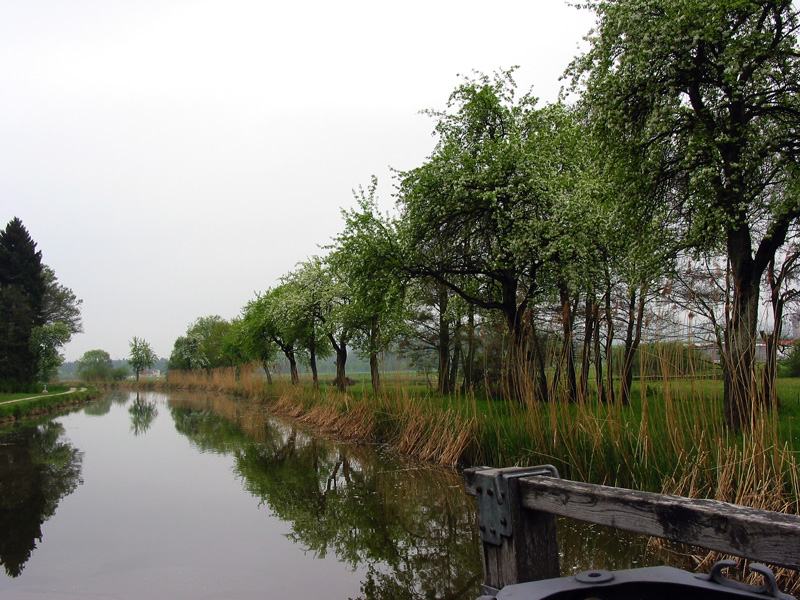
[
  {"x1": 696, "y1": 560, "x2": 795, "y2": 600},
  {"x1": 473, "y1": 465, "x2": 560, "y2": 546}
]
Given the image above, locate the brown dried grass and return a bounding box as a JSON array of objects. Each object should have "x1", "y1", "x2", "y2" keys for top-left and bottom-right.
[{"x1": 660, "y1": 415, "x2": 800, "y2": 594}]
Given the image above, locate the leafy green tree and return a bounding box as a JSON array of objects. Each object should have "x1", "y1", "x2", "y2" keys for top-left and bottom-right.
[
  {"x1": 329, "y1": 178, "x2": 408, "y2": 393},
  {"x1": 190, "y1": 316, "x2": 231, "y2": 369},
  {"x1": 304, "y1": 255, "x2": 358, "y2": 392},
  {"x1": 76, "y1": 349, "x2": 115, "y2": 382},
  {"x1": 397, "y1": 74, "x2": 596, "y2": 399},
  {"x1": 40, "y1": 266, "x2": 82, "y2": 337},
  {"x1": 398, "y1": 72, "x2": 538, "y2": 347},
  {"x1": 237, "y1": 304, "x2": 279, "y2": 384},
  {"x1": 243, "y1": 287, "x2": 306, "y2": 385},
  {"x1": 167, "y1": 336, "x2": 195, "y2": 371},
  {"x1": 572, "y1": 0, "x2": 800, "y2": 428},
  {"x1": 0, "y1": 219, "x2": 81, "y2": 390},
  {"x1": 0, "y1": 218, "x2": 46, "y2": 390},
  {"x1": 28, "y1": 266, "x2": 84, "y2": 383},
  {"x1": 30, "y1": 322, "x2": 71, "y2": 382},
  {"x1": 217, "y1": 317, "x2": 255, "y2": 373},
  {"x1": 281, "y1": 258, "x2": 332, "y2": 388},
  {"x1": 167, "y1": 316, "x2": 232, "y2": 371},
  {"x1": 128, "y1": 336, "x2": 158, "y2": 380},
  {"x1": 112, "y1": 364, "x2": 131, "y2": 381}
]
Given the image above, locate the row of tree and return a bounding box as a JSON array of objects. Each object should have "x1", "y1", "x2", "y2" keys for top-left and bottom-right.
[
  {"x1": 0, "y1": 218, "x2": 82, "y2": 391},
  {"x1": 170, "y1": 1, "x2": 800, "y2": 430},
  {"x1": 74, "y1": 338, "x2": 160, "y2": 382}
]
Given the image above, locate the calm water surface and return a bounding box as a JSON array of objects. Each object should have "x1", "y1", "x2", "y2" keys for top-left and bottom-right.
[{"x1": 0, "y1": 391, "x2": 674, "y2": 599}]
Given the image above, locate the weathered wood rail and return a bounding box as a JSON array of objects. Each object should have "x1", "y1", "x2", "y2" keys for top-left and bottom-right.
[{"x1": 464, "y1": 466, "x2": 800, "y2": 595}]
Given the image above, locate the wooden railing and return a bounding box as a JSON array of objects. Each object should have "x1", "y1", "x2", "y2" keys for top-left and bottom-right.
[{"x1": 463, "y1": 466, "x2": 800, "y2": 595}]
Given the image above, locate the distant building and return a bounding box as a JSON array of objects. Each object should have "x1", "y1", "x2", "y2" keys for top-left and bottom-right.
[
  {"x1": 138, "y1": 368, "x2": 161, "y2": 379},
  {"x1": 698, "y1": 340, "x2": 794, "y2": 364}
]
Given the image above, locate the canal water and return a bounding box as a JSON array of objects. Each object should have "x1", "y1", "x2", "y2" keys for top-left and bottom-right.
[{"x1": 0, "y1": 391, "x2": 675, "y2": 599}]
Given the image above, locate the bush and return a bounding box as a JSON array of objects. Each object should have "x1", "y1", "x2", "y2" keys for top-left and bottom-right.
[{"x1": 780, "y1": 342, "x2": 800, "y2": 377}]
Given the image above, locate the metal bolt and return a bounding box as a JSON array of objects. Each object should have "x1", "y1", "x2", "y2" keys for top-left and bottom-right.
[
  {"x1": 487, "y1": 488, "x2": 494, "y2": 496},
  {"x1": 476, "y1": 485, "x2": 483, "y2": 494},
  {"x1": 479, "y1": 524, "x2": 486, "y2": 531},
  {"x1": 500, "y1": 517, "x2": 507, "y2": 526},
  {"x1": 489, "y1": 527, "x2": 496, "y2": 535}
]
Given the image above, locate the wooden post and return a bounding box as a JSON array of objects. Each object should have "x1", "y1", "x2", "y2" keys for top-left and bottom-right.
[{"x1": 464, "y1": 467, "x2": 560, "y2": 595}]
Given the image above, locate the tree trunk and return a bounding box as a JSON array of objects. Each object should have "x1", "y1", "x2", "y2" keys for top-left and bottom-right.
[
  {"x1": 520, "y1": 318, "x2": 548, "y2": 403},
  {"x1": 761, "y1": 255, "x2": 795, "y2": 409},
  {"x1": 555, "y1": 284, "x2": 577, "y2": 403},
  {"x1": 310, "y1": 350, "x2": 319, "y2": 389},
  {"x1": 593, "y1": 299, "x2": 607, "y2": 403},
  {"x1": 335, "y1": 346, "x2": 348, "y2": 392},
  {"x1": 579, "y1": 293, "x2": 595, "y2": 402},
  {"x1": 724, "y1": 228, "x2": 761, "y2": 430},
  {"x1": 437, "y1": 283, "x2": 450, "y2": 394},
  {"x1": 464, "y1": 309, "x2": 476, "y2": 391},
  {"x1": 620, "y1": 287, "x2": 646, "y2": 407},
  {"x1": 448, "y1": 338, "x2": 461, "y2": 393},
  {"x1": 369, "y1": 316, "x2": 380, "y2": 394},
  {"x1": 369, "y1": 351, "x2": 380, "y2": 394},
  {"x1": 261, "y1": 361, "x2": 273, "y2": 385},
  {"x1": 328, "y1": 333, "x2": 349, "y2": 392},
  {"x1": 287, "y1": 350, "x2": 299, "y2": 386},
  {"x1": 604, "y1": 285, "x2": 615, "y2": 404}
]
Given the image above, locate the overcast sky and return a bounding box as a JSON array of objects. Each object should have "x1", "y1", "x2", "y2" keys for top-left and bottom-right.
[{"x1": 1, "y1": 0, "x2": 596, "y2": 362}]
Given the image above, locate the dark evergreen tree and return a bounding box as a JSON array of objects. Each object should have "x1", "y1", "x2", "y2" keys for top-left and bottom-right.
[{"x1": 0, "y1": 218, "x2": 47, "y2": 390}]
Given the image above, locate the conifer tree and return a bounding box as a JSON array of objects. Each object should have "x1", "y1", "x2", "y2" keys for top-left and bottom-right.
[{"x1": 0, "y1": 217, "x2": 46, "y2": 389}]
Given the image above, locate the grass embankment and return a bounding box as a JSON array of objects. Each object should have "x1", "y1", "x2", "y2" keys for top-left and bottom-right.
[
  {"x1": 130, "y1": 365, "x2": 800, "y2": 589},
  {"x1": 0, "y1": 385, "x2": 100, "y2": 423}
]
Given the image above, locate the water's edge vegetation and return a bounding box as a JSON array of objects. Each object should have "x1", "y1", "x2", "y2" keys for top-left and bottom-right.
[
  {"x1": 103, "y1": 365, "x2": 800, "y2": 592},
  {"x1": 0, "y1": 387, "x2": 101, "y2": 423}
]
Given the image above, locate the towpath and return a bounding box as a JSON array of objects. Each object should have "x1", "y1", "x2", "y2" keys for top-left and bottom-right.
[{"x1": 0, "y1": 387, "x2": 87, "y2": 406}]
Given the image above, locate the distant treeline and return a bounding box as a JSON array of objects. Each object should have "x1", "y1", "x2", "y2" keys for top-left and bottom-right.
[{"x1": 59, "y1": 357, "x2": 169, "y2": 380}]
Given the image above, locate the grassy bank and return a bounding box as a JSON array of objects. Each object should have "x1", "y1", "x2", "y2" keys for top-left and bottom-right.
[
  {"x1": 0, "y1": 386, "x2": 101, "y2": 423},
  {"x1": 159, "y1": 366, "x2": 798, "y2": 494}
]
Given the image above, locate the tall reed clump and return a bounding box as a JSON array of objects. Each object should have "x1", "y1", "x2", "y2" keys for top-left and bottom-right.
[
  {"x1": 654, "y1": 407, "x2": 800, "y2": 593},
  {"x1": 474, "y1": 377, "x2": 718, "y2": 491},
  {"x1": 265, "y1": 383, "x2": 478, "y2": 467},
  {"x1": 166, "y1": 363, "x2": 290, "y2": 399},
  {"x1": 380, "y1": 392, "x2": 477, "y2": 465},
  {"x1": 270, "y1": 385, "x2": 378, "y2": 441},
  {"x1": 481, "y1": 344, "x2": 797, "y2": 505},
  {"x1": 496, "y1": 342, "x2": 798, "y2": 590}
]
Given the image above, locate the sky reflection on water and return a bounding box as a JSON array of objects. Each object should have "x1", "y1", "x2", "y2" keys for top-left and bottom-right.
[
  {"x1": 0, "y1": 391, "x2": 682, "y2": 600},
  {"x1": 0, "y1": 391, "x2": 480, "y2": 600}
]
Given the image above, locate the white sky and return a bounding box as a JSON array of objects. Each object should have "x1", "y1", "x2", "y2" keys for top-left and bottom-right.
[{"x1": 1, "y1": 0, "x2": 596, "y2": 362}]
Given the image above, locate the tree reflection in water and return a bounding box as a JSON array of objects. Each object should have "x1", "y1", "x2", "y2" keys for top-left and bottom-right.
[
  {"x1": 129, "y1": 392, "x2": 158, "y2": 436},
  {"x1": 167, "y1": 393, "x2": 695, "y2": 599},
  {"x1": 0, "y1": 422, "x2": 83, "y2": 577},
  {"x1": 169, "y1": 395, "x2": 482, "y2": 600}
]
